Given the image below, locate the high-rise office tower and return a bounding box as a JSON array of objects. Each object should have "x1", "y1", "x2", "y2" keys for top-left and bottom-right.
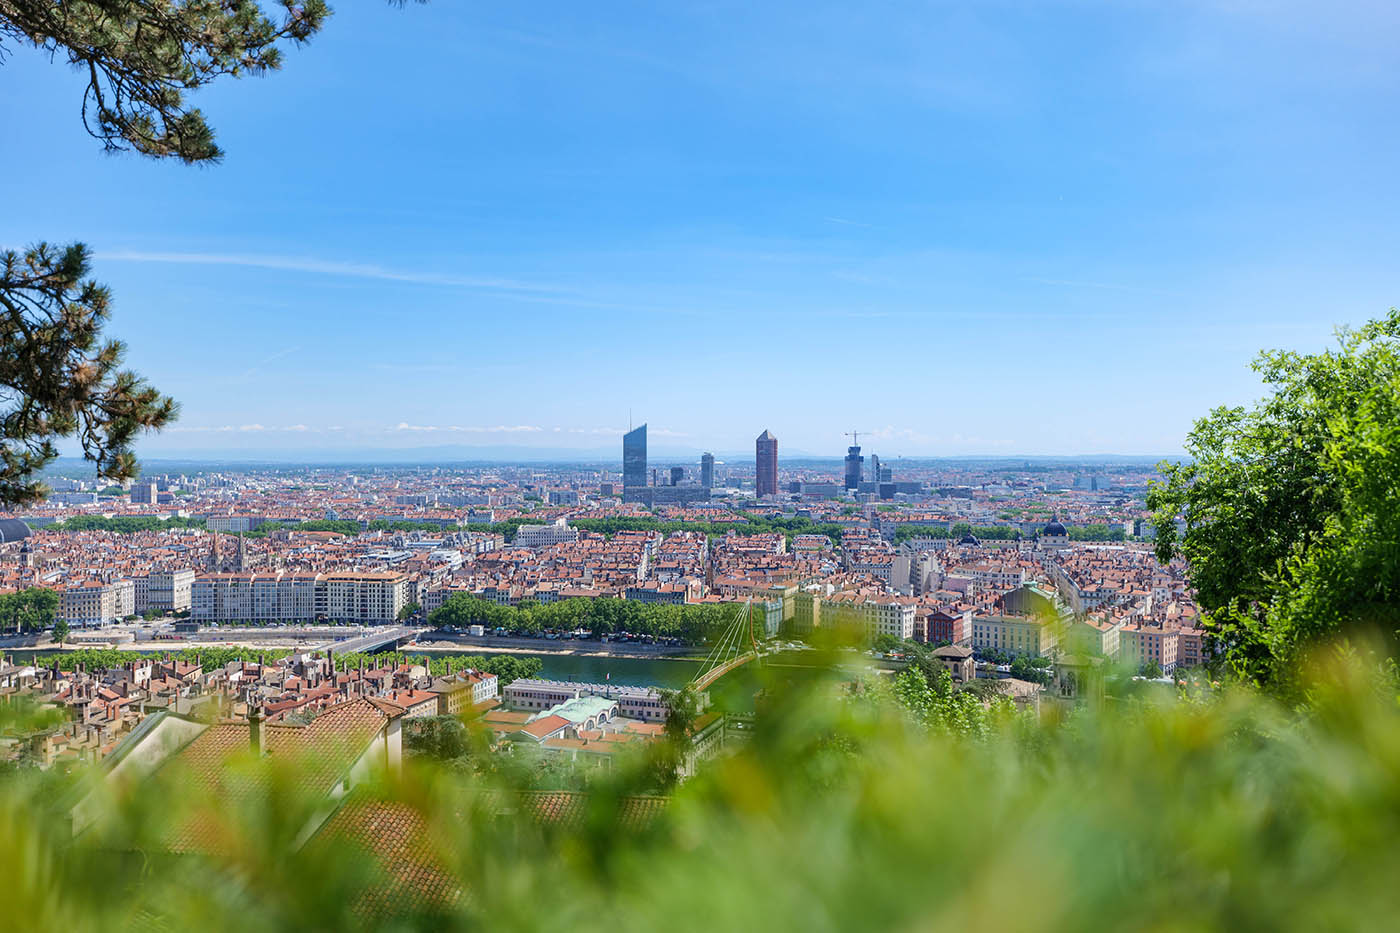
[
  {"x1": 700, "y1": 452, "x2": 715, "y2": 489},
  {"x1": 844, "y1": 444, "x2": 864, "y2": 490},
  {"x1": 623, "y1": 424, "x2": 647, "y2": 488},
  {"x1": 756, "y1": 430, "x2": 779, "y2": 498},
  {"x1": 870, "y1": 455, "x2": 881, "y2": 486},
  {"x1": 670, "y1": 466, "x2": 685, "y2": 486}
]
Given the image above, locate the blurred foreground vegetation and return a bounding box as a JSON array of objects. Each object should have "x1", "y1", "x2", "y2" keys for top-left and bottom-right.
[{"x1": 5, "y1": 642, "x2": 1400, "y2": 931}]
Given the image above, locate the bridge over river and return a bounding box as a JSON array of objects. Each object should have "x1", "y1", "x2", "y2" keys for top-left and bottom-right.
[{"x1": 316, "y1": 625, "x2": 425, "y2": 656}]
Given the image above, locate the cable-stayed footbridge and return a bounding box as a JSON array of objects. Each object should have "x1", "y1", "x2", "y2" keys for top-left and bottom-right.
[{"x1": 691, "y1": 598, "x2": 763, "y2": 691}]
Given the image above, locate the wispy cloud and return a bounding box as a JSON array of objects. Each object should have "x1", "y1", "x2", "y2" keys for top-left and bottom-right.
[
  {"x1": 240, "y1": 345, "x2": 302, "y2": 379},
  {"x1": 393, "y1": 423, "x2": 544, "y2": 433},
  {"x1": 96, "y1": 250, "x2": 560, "y2": 294},
  {"x1": 169, "y1": 424, "x2": 314, "y2": 433}
]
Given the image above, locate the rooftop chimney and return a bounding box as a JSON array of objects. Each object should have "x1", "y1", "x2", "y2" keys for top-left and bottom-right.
[{"x1": 249, "y1": 704, "x2": 265, "y2": 756}]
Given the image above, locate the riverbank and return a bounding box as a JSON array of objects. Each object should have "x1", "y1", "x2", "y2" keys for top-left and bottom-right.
[
  {"x1": 18, "y1": 636, "x2": 707, "y2": 663},
  {"x1": 412, "y1": 638, "x2": 704, "y2": 661}
]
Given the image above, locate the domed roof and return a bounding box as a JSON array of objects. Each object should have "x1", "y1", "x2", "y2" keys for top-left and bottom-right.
[
  {"x1": 1042, "y1": 514, "x2": 1067, "y2": 537},
  {"x1": 957, "y1": 532, "x2": 981, "y2": 546},
  {"x1": 0, "y1": 519, "x2": 32, "y2": 543}
]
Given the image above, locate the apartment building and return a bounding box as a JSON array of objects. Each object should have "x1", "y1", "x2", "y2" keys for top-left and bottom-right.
[
  {"x1": 792, "y1": 590, "x2": 822, "y2": 636},
  {"x1": 428, "y1": 670, "x2": 499, "y2": 715},
  {"x1": 1120, "y1": 625, "x2": 1179, "y2": 673},
  {"x1": 512, "y1": 520, "x2": 580, "y2": 549},
  {"x1": 320, "y1": 571, "x2": 412, "y2": 623},
  {"x1": 923, "y1": 608, "x2": 970, "y2": 646},
  {"x1": 826, "y1": 596, "x2": 915, "y2": 641},
  {"x1": 971, "y1": 613, "x2": 1059, "y2": 658},
  {"x1": 1177, "y1": 626, "x2": 1206, "y2": 669},
  {"x1": 137, "y1": 569, "x2": 196, "y2": 614},
  {"x1": 191, "y1": 571, "x2": 410, "y2": 623},
  {"x1": 60, "y1": 579, "x2": 136, "y2": 626},
  {"x1": 205, "y1": 516, "x2": 266, "y2": 533}
]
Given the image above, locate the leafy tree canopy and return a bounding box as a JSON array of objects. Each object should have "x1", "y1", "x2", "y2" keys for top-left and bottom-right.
[{"x1": 1148, "y1": 310, "x2": 1400, "y2": 689}]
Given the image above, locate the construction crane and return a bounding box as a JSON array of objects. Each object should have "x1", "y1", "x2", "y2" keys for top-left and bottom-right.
[{"x1": 844, "y1": 430, "x2": 869, "y2": 447}]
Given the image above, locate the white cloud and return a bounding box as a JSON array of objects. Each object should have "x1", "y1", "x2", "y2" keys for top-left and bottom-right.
[
  {"x1": 393, "y1": 423, "x2": 543, "y2": 434},
  {"x1": 96, "y1": 250, "x2": 560, "y2": 294}
]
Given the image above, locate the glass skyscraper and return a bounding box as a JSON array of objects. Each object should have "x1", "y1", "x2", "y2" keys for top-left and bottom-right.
[
  {"x1": 755, "y1": 430, "x2": 779, "y2": 498},
  {"x1": 844, "y1": 444, "x2": 864, "y2": 490},
  {"x1": 623, "y1": 424, "x2": 647, "y2": 488}
]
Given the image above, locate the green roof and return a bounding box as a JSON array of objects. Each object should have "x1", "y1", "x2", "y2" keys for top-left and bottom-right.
[{"x1": 527, "y1": 694, "x2": 616, "y2": 725}]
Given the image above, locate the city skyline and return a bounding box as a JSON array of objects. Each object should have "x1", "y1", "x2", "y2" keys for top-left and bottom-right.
[{"x1": 5, "y1": 1, "x2": 1395, "y2": 461}]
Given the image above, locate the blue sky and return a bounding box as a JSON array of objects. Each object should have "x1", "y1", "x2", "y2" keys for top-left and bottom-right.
[{"x1": 3, "y1": 0, "x2": 1397, "y2": 460}]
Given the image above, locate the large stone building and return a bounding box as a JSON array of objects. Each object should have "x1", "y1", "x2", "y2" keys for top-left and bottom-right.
[
  {"x1": 60, "y1": 579, "x2": 136, "y2": 626},
  {"x1": 134, "y1": 569, "x2": 196, "y2": 614}
]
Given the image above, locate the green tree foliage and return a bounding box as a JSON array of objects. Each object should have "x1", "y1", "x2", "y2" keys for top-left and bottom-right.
[
  {"x1": 402, "y1": 715, "x2": 471, "y2": 763},
  {"x1": 285, "y1": 519, "x2": 363, "y2": 535},
  {"x1": 892, "y1": 523, "x2": 1021, "y2": 544},
  {"x1": 1148, "y1": 310, "x2": 1400, "y2": 688},
  {"x1": 893, "y1": 524, "x2": 951, "y2": 543},
  {"x1": 1009, "y1": 654, "x2": 1053, "y2": 685},
  {"x1": 1066, "y1": 524, "x2": 1127, "y2": 542},
  {"x1": 50, "y1": 618, "x2": 69, "y2": 646},
  {"x1": 0, "y1": 3, "x2": 348, "y2": 504},
  {"x1": 568, "y1": 514, "x2": 846, "y2": 545},
  {"x1": 1, "y1": 0, "x2": 330, "y2": 162},
  {"x1": 871, "y1": 633, "x2": 903, "y2": 654},
  {"x1": 428, "y1": 593, "x2": 745, "y2": 647},
  {"x1": 0, "y1": 587, "x2": 58, "y2": 633},
  {"x1": 0, "y1": 245, "x2": 176, "y2": 506},
  {"x1": 328, "y1": 650, "x2": 542, "y2": 686},
  {"x1": 53, "y1": 515, "x2": 204, "y2": 533},
  {"x1": 881, "y1": 664, "x2": 1014, "y2": 739},
  {"x1": 6, "y1": 649, "x2": 1400, "y2": 928},
  {"x1": 396, "y1": 602, "x2": 421, "y2": 622},
  {"x1": 36, "y1": 646, "x2": 543, "y2": 684}
]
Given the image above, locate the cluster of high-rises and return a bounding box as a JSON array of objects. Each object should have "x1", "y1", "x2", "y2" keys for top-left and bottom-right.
[
  {"x1": 620, "y1": 423, "x2": 895, "y2": 501},
  {"x1": 621, "y1": 423, "x2": 783, "y2": 502}
]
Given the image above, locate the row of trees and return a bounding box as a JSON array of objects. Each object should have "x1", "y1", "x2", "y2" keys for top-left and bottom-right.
[
  {"x1": 0, "y1": 588, "x2": 58, "y2": 634},
  {"x1": 35, "y1": 645, "x2": 543, "y2": 685},
  {"x1": 50, "y1": 515, "x2": 206, "y2": 533},
  {"x1": 893, "y1": 523, "x2": 1015, "y2": 544},
  {"x1": 328, "y1": 651, "x2": 542, "y2": 684},
  {"x1": 566, "y1": 514, "x2": 847, "y2": 545},
  {"x1": 891, "y1": 521, "x2": 1129, "y2": 545},
  {"x1": 428, "y1": 594, "x2": 741, "y2": 646}
]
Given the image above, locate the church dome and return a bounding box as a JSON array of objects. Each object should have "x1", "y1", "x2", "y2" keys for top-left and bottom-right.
[
  {"x1": 1042, "y1": 515, "x2": 1067, "y2": 537},
  {"x1": 0, "y1": 518, "x2": 32, "y2": 543}
]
